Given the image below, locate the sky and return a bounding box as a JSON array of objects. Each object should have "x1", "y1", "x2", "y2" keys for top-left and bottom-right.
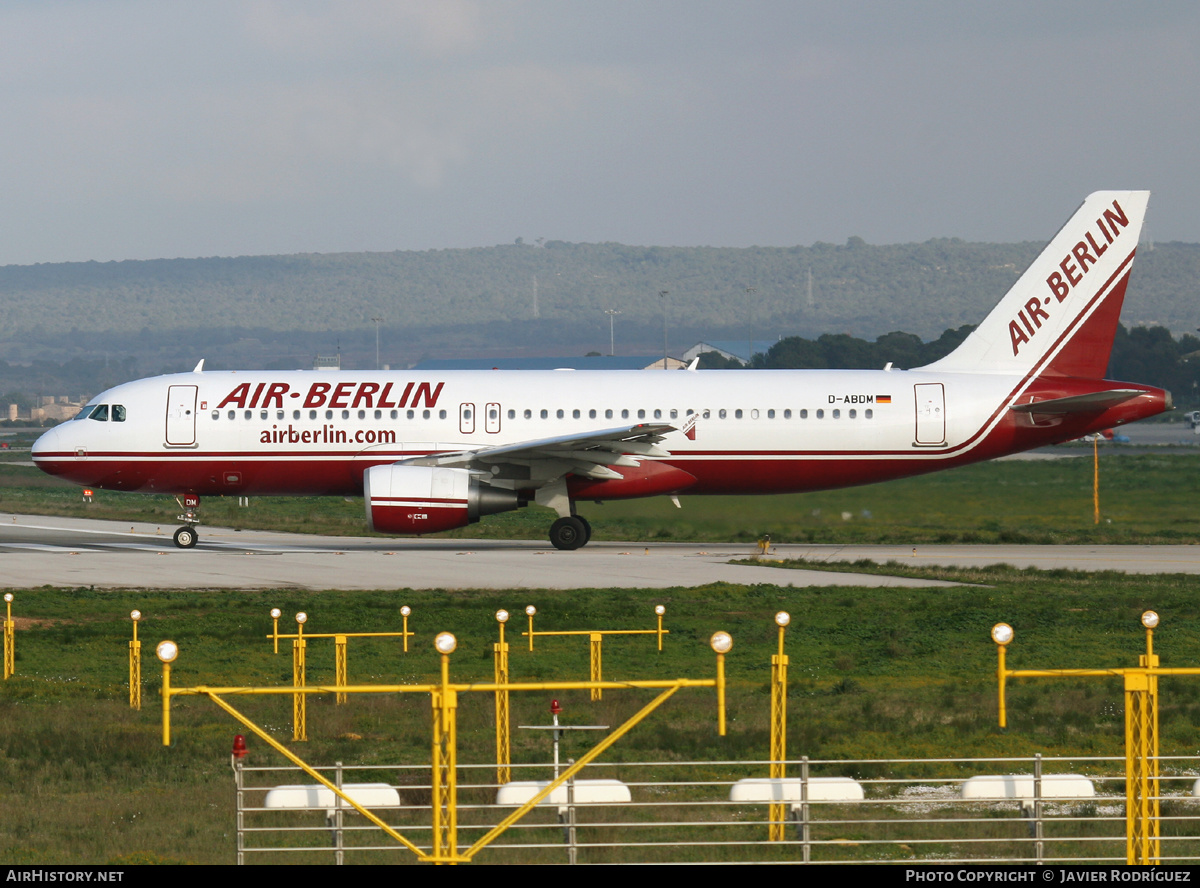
[{"x1": 1, "y1": 1, "x2": 1197, "y2": 265}]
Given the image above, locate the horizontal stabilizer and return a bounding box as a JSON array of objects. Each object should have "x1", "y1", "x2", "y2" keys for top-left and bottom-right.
[{"x1": 1009, "y1": 390, "x2": 1144, "y2": 415}]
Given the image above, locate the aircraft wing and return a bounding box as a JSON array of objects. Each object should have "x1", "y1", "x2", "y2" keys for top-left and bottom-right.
[
  {"x1": 398, "y1": 423, "x2": 676, "y2": 483},
  {"x1": 1010, "y1": 390, "x2": 1146, "y2": 415}
]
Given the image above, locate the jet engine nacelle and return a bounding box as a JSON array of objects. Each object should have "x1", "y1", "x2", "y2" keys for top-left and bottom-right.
[{"x1": 364, "y1": 464, "x2": 521, "y2": 535}]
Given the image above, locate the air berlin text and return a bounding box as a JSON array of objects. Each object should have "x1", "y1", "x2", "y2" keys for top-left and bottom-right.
[
  {"x1": 217, "y1": 381, "x2": 445, "y2": 411},
  {"x1": 260, "y1": 424, "x2": 398, "y2": 445},
  {"x1": 1009, "y1": 198, "x2": 1131, "y2": 357}
]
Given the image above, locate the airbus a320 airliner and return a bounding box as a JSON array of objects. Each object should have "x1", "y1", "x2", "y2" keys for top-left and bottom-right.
[{"x1": 32, "y1": 192, "x2": 1170, "y2": 550}]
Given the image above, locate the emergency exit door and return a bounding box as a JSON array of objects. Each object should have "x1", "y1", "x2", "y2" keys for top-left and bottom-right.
[
  {"x1": 165, "y1": 385, "x2": 198, "y2": 446},
  {"x1": 914, "y1": 383, "x2": 945, "y2": 445}
]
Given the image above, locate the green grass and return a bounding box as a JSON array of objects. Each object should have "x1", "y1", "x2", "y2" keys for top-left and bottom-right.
[
  {"x1": 3, "y1": 569, "x2": 1200, "y2": 863},
  {"x1": 6, "y1": 450, "x2": 1200, "y2": 544}
]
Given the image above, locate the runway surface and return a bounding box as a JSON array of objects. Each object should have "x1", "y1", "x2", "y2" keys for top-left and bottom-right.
[
  {"x1": 5, "y1": 513, "x2": 1199, "y2": 590},
  {"x1": 0, "y1": 513, "x2": 959, "y2": 590}
]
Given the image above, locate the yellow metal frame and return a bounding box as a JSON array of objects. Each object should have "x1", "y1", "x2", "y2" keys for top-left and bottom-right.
[
  {"x1": 494, "y1": 619, "x2": 510, "y2": 784},
  {"x1": 769, "y1": 620, "x2": 788, "y2": 842},
  {"x1": 270, "y1": 613, "x2": 415, "y2": 708},
  {"x1": 523, "y1": 607, "x2": 670, "y2": 700},
  {"x1": 4, "y1": 595, "x2": 15, "y2": 680},
  {"x1": 157, "y1": 639, "x2": 728, "y2": 865},
  {"x1": 994, "y1": 618, "x2": 1176, "y2": 865},
  {"x1": 129, "y1": 618, "x2": 142, "y2": 710}
]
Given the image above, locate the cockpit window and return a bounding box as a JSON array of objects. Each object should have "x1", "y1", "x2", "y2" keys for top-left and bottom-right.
[
  {"x1": 112, "y1": 405, "x2": 126, "y2": 422},
  {"x1": 88, "y1": 405, "x2": 109, "y2": 422}
]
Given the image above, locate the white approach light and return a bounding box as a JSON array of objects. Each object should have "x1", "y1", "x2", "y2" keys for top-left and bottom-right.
[
  {"x1": 4, "y1": 593, "x2": 12, "y2": 603},
  {"x1": 710, "y1": 631, "x2": 733, "y2": 654},
  {"x1": 270, "y1": 608, "x2": 281, "y2": 619},
  {"x1": 401, "y1": 606, "x2": 411, "y2": 617},
  {"x1": 655, "y1": 605, "x2": 666, "y2": 616},
  {"x1": 1142, "y1": 611, "x2": 1160, "y2": 629},
  {"x1": 496, "y1": 609, "x2": 510, "y2": 623},
  {"x1": 130, "y1": 610, "x2": 142, "y2": 621},
  {"x1": 775, "y1": 611, "x2": 790, "y2": 627},
  {"x1": 991, "y1": 623, "x2": 1014, "y2": 646},
  {"x1": 525, "y1": 605, "x2": 537, "y2": 617},
  {"x1": 296, "y1": 612, "x2": 308, "y2": 625},
  {"x1": 156, "y1": 640, "x2": 179, "y2": 663},
  {"x1": 435, "y1": 632, "x2": 457, "y2": 655}
]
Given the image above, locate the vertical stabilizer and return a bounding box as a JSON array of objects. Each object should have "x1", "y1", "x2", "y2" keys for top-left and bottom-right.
[{"x1": 923, "y1": 191, "x2": 1149, "y2": 378}]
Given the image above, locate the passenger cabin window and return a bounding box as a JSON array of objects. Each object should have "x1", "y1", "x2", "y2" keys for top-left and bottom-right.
[{"x1": 605, "y1": 409, "x2": 613, "y2": 419}]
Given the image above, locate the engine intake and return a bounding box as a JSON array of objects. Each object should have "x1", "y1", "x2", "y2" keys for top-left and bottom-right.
[{"x1": 364, "y1": 464, "x2": 521, "y2": 535}]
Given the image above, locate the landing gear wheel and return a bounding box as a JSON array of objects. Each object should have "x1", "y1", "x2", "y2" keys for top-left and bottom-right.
[
  {"x1": 173, "y1": 526, "x2": 199, "y2": 549},
  {"x1": 549, "y1": 516, "x2": 588, "y2": 551},
  {"x1": 577, "y1": 516, "x2": 592, "y2": 545}
]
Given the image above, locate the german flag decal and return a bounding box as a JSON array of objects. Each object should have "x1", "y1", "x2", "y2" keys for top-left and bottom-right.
[{"x1": 876, "y1": 395, "x2": 892, "y2": 404}]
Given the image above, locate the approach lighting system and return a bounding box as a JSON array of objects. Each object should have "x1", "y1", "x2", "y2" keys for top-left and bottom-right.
[
  {"x1": 296, "y1": 612, "x2": 308, "y2": 625},
  {"x1": 156, "y1": 640, "x2": 179, "y2": 663},
  {"x1": 435, "y1": 632, "x2": 457, "y2": 655},
  {"x1": 710, "y1": 631, "x2": 733, "y2": 654},
  {"x1": 270, "y1": 608, "x2": 281, "y2": 619},
  {"x1": 130, "y1": 610, "x2": 141, "y2": 621},
  {"x1": 401, "y1": 605, "x2": 411, "y2": 617},
  {"x1": 991, "y1": 623, "x2": 1014, "y2": 646},
  {"x1": 775, "y1": 611, "x2": 790, "y2": 627},
  {"x1": 655, "y1": 605, "x2": 666, "y2": 616},
  {"x1": 496, "y1": 609, "x2": 509, "y2": 623},
  {"x1": 3, "y1": 594, "x2": 11, "y2": 603},
  {"x1": 1142, "y1": 611, "x2": 1160, "y2": 629},
  {"x1": 525, "y1": 605, "x2": 537, "y2": 616}
]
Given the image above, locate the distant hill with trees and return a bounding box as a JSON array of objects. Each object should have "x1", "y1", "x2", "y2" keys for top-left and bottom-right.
[{"x1": 0, "y1": 238, "x2": 1196, "y2": 405}]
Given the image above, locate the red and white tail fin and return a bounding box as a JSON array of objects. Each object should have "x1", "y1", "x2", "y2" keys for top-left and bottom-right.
[{"x1": 923, "y1": 191, "x2": 1149, "y2": 378}]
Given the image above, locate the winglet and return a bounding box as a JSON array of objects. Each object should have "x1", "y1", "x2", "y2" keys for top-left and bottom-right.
[{"x1": 192, "y1": 359, "x2": 205, "y2": 373}]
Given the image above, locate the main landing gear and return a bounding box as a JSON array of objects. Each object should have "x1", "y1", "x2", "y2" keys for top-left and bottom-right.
[
  {"x1": 549, "y1": 515, "x2": 591, "y2": 551},
  {"x1": 173, "y1": 494, "x2": 201, "y2": 549}
]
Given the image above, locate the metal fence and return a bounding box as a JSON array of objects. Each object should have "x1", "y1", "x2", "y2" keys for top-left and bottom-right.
[{"x1": 233, "y1": 754, "x2": 1200, "y2": 864}]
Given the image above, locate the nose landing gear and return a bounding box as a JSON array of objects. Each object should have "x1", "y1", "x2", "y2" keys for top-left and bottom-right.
[{"x1": 173, "y1": 494, "x2": 201, "y2": 549}]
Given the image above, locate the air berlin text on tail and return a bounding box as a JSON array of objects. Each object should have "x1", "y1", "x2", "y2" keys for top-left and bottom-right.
[{"x1": 1009, "y1": 198, "x2": 1132, "y2": 357}]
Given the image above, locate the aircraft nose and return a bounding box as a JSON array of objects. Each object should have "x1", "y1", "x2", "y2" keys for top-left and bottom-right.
[{"x1": 31, "y1": 424, "x2": 70, "y2": 467}]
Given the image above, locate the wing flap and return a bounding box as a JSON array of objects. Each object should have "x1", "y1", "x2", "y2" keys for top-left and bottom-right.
[{"x1": 398, "y1": 422, "x2": 676, "y2": 486}]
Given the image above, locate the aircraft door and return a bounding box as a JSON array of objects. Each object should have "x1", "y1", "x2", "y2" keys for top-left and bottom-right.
[
  {"x1": 459, "y1": 402, "x2": 475, "y2": 434},
  {"x1": 485, "y1": 402, "x2": 501, "y2": 434},
  {"x1": 914, "y1": 383, "x2": 946, "y2": 445},
  {"x1": 165, "y1": 385, "x2": 198, "y2": 446}
]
